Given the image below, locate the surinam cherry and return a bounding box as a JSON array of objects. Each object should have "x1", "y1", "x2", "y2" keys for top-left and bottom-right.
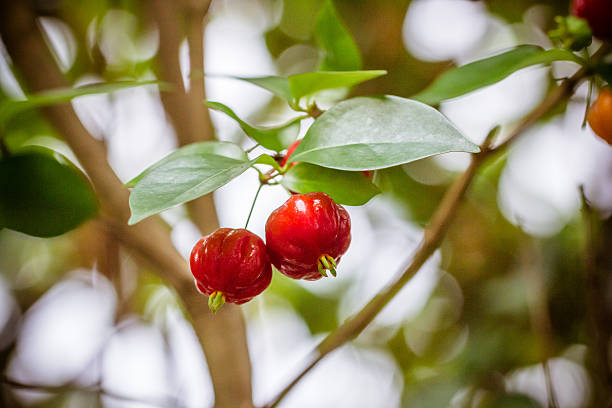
[
  {"x1": 587, "y1": 88, "x2": 612, "y2": 145},
  {"x1": 190, "y1": 228, "x2": 272, "y2": 313},
  {"x1": 265, "y1": 192, "x2": 351, "y2": 280},
  {"x1": 573, "y1": 0, "x2": 612, "y2": 40}
]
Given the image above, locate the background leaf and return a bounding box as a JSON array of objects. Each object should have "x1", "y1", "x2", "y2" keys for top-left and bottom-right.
[
  {"x1": 281, "y1": 162, "x2": 380, "y2": 205},
  {"x1": 0, "y1": 148, "x2": 98, "y2": 237},
  {"x1": 207, "y1": 101, "x2": 301, "y2": 151},
  {"x1": 128, "y1": 154, "x2": 262, "y2": 224},
  {"x1": 0, "y1": 80, "x2": 161, "y2": 125},
  {"x1": 125, "y1": 141, "x2": 247, "y2": 187},
  {"x1": 232, "y1": 75, "x2": 293, "y2": 101},
  {"x1": 314, "y1": 0, "x2": 362, "y2": 71},
  {"x1": 412, "y1": 45, "x2": 583, "y2": 105},
  {"x1": 593, "y1": 63, "x2": 612, "y2": 85},
  {"x1": 290, "y1": 95, "x2": 479, "y2": 170},
  {"x1": 288, "y1": 70, "x2": 386, "y2": 101}
]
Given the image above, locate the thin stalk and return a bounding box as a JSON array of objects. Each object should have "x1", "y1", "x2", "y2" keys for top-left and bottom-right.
[
  {"x1": 244, "y1": 183, "x2": 264, "y2": 229},
  {"x1": 582, "y1": 78, "x2": 593, "y2": 129},
  {"x1": 246, "y1": 143, "x2": 260, "y2": 154}
]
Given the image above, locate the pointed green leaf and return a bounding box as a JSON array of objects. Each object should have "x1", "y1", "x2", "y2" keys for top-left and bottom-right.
[
  {"x1": 233, "y1": 76, "x2": 293, "y2": 101},
  {"x1": 125, "y1": 141, "x2": 247, "y2": 188},
  {"x1": 0, "y1": 80, "x2": 162, "y2": 125},
  {"x1": 207, "y1": 101, "x2": 301, "y2": 151},
  {"x1": 412, "y1": 45, "x2": 584, "y2": 105},
  {"x1": 222, "y1": 71, "x2": 386, "y2": 103},
  {"x1": 315, "y1": 0, "x2": 362, "y2": 71},
  {"x1": 281, "y1": 163, "x2": 379, "y2": 205},
  {"x1": 288, "y1": 70, "x2": 386, "y2": 101},
  {"x1": 253, "y1": 153, "x2": 283, "y2": 172},
  {"x1": 0, "y1": 148, "x2": 98, "y2": 237},
  {"x1": 128, "y1": 153, "x2": 270, "y2": 225},
  {"x1": 290, "y1": 96, "x2": 479, "y2": 171}
]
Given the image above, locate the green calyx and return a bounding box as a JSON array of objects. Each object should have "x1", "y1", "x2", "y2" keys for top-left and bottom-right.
[
  {"x1": 208, "y1": 291, "x2": 226, "y2": 313},
  {"x1": 549, "y1": 16, "x2": 592, "y2": 51},
  {"x1": 317, "y1": 254, "x2": 337, "y2": 278}
]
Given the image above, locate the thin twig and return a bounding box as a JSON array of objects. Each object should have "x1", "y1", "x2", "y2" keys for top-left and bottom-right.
[
  {"x1": 246, "y1": 143, "x2": 260, "y2": 154},
  {"x1": 580, "y1": 187, "x2": 612, "y2": 406},
  {"x1": 582, "y1": 78, "x2": 593, "y2": 129},
  {"x1": 263, "y1": 45, "x2": 608, "y2": 408},
  {"x1": 581, "y1": 48, "x2": 592, "y2": 129},
  {"x1": 519, "y1": 239, "x2": 559, "y2": 408}
]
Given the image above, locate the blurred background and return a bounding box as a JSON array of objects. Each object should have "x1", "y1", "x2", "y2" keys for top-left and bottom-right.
[{"x1": 1, "y1": 0, "x2": 611, "y2": 407}]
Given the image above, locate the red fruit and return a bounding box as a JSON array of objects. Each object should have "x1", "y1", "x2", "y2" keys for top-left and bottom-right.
[
  {"x1": 190, "y1": 228, "x2": 272, "y2": 312},
  {"x1": 265, "y1": 192, "x2": 351, "y2": 280},
  {"x1": 572, "y1": 0, "x2": 612, "y2": 40},
  {"x1": 587, "y1": 88, "x2": 612, "y2": 145}
]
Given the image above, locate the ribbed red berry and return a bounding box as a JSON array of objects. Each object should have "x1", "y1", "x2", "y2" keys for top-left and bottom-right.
[
  {"x1": 190, "y1": 228, "x2": 272, "y2": 312},
  {"x1": 265, "y1": 192, "x2": 351, "y2": 280},
  {"x1": 572, "y1": 0, "x2": 612, "y2": 40}
]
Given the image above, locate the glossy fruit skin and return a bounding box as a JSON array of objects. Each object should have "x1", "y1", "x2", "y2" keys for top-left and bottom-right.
[
  {"x1": 572, "y1": 0, "x2": 612, "y2": 40},
  {"x1": 265, "y1": 192, "x2": 351, "y2": 280},
  {"x1": 190, "y1": 228, "x2": 272, "y2": 304},
  {"x1": 587, "y1": 88, "x2": 612, "y2": 145}
]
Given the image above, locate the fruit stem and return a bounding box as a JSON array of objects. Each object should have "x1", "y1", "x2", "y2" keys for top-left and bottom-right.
[
  {"x1": 208, "y1": 291, "x2": 226, "y2": 313},
  {"x1": 244, "y1": 183, "x2": 264, "y2": 229},
  {"x1": 246, "y1": 143, "x2": 260, "y2": 153},
  {"x1": 581, "y1": 48, "x2": 593, "y2": 129}
]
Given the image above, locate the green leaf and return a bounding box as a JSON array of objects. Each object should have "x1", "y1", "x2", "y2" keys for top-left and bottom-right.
[
  {"x1": 222, "y1": 71, "x2": 385, "y2": 103},
  {"x1": 288, "y1": 70, "x2": 386, "y2": 101},
  {"x1": 125, "y1": 141, "x2": 247, "y2": 188},
  {"x1": 290, "y1": 95, "x2": 479, "y2": 171},
  {"x1": 207, "y1": 101, "x2": 301, "y2": 151},
  {"x1": 0, "y1": 148, "x2": 98, "y2": 237},
  {"x1": 253, "y1": 153, "x2": 283, "y2": 172},
  {"x1": 281, "y1": 162, "x2": 379, "y2": 205},
  {"x1": 412, "y1": 45, "x2": 584, "y2": 105},
  {"x1": 0, "y1": 80, "x2": 162, "y2": 125},
  {"x1": 128, "y1": 153, "x2": 270, "y2": 225},
  {"x1": 314, "y1": 0, "x2": 362, "y2": 71},
  {"x1": 233, "y1": 76, "x2": 293, "y2": 101}
]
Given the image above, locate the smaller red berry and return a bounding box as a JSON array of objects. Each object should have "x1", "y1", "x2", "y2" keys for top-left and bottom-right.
[
  {"x1": 587, "y1": 88, "x2": 612, "y2": 145},
  {"x1": 190, "y1": 228, "x2": 272, "y2": 313},
  {"x1": 265, "y1": 192, "x2": 351, "y2": 280},
  {"x1": 572, "y1": 0, "x2": 612, "y2": 40}
]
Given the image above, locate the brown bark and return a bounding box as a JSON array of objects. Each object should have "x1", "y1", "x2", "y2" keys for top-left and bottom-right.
[{"x1": 0, "y1": 1, "x2": 253, "y2": 407}]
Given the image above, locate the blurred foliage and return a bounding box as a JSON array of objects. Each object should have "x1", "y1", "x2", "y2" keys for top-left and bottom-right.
[{"x1": 0, "y1": 0, "x2": 610, "y2": 407}]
